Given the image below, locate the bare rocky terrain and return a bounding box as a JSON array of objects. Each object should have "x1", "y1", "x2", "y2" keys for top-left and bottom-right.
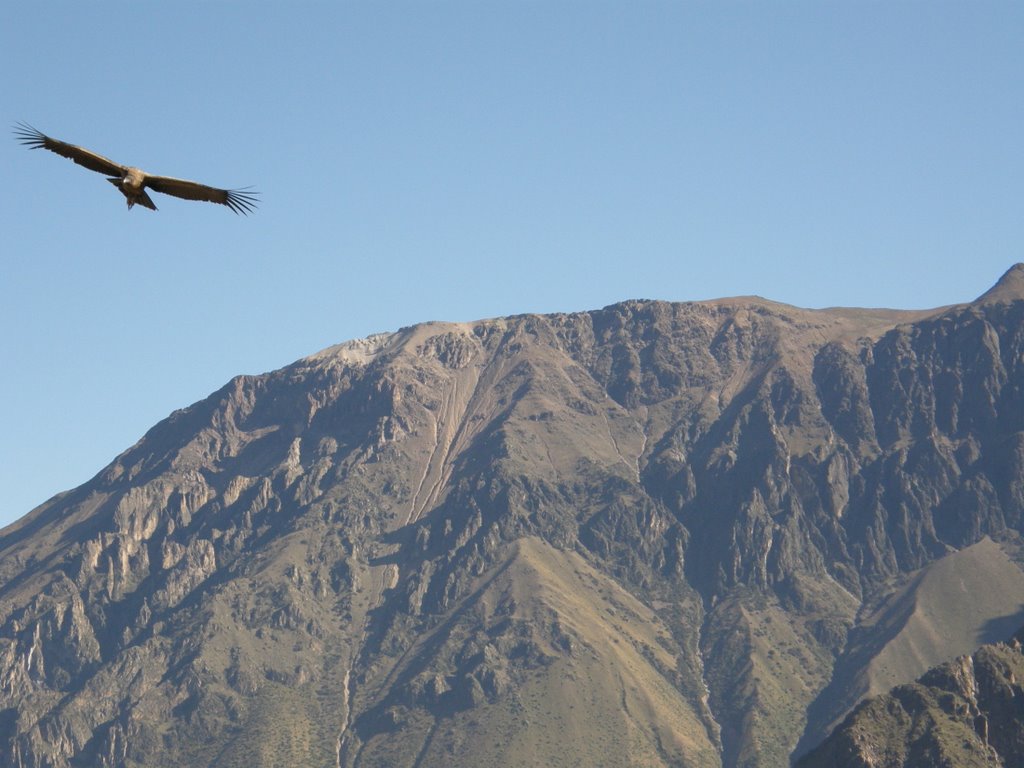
[
  {"x1": 2, "y1": 264, "x2": 1024, "y2": 767},
  {"x1": 798, "y1": 623, "x2": 1024, "y2": 767}
]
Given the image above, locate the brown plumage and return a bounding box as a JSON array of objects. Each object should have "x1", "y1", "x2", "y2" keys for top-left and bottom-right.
[{"x1": 14, "y1": 123, "x2": 258, "y2": 214}]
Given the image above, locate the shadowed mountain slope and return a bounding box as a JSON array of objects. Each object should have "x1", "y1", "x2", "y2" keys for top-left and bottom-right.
[{"x1": 2, "y1": 264, "x2": 1024, "y2": 767}]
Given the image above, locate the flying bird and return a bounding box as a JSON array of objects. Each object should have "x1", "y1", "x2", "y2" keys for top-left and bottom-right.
[{"x1": 14, "y1": 122, "x2": 258, "y2": 214}]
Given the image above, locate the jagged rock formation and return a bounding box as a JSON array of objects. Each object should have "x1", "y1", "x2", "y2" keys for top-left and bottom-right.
[
  {"x1": 1, "y1": 264, "x2": 1024, "y2": 768},
  {"x1": 797, "y1": 625, "x2": 1024, "y2": 768}
]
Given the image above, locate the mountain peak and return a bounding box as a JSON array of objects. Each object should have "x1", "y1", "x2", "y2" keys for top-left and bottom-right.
[
  {"x1": 975, "y1": 262, "x2": 1024, "y2": 304},
  {"x1": 5, "y1": 269, "x2": 1024, "y2": 768}
]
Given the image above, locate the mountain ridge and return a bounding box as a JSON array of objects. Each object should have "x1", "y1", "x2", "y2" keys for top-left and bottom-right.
[
  {"x1": 2, "y1": 264, "x2": 1024, "y2": 767},
  {"x1": 975, "y1": 262, "x2": 1024, "y2": 304}
]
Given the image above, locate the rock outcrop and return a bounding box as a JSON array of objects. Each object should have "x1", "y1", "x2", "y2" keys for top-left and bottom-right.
[{"x1": 798, "y1": 624, "x2": 1024, "y2": 768}]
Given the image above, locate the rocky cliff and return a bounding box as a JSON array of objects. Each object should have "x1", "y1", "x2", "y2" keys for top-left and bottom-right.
[
  {"x1": 2, "y1": 264, "x2": 1024, "y2": 767},
  {"x1": 798, "y1": 624, "x2": 1024, "y2": 768}
]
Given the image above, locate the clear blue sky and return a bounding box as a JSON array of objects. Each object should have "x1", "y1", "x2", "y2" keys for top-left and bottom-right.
[{"x1": 1, "y1": 2, "x2": 1021, "y2": 528}]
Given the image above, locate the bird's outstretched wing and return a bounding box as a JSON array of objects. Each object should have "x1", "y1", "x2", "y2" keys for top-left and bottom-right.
[
  {"x1": 13, "y1": 122, "x2": 126, "y2": 177},
  {"x1": 144, "y1": 175, "x2": 259, "y2": 215}
]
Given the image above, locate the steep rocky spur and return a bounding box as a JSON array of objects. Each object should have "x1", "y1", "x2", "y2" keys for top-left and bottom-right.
[{"x1": 798, "y1": 624, "x2": 1024, "y2": 768}]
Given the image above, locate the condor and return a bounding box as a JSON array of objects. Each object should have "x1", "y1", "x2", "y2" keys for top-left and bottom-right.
[{"x1": 14, "y1": 122, "x2": 258, "y2": 214}]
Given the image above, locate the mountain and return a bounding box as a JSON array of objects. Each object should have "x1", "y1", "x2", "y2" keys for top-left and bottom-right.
[
  {"x1": 2, "y1": 264, "x2": 1024, "y2": 768},
  {"x1": 797, "y1": 624, "x2": 1024, "y2": 768}
]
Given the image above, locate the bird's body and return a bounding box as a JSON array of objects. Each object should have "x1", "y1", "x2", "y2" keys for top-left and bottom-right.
[
  {"x1": 14, "y1": 123, "x2": 258, "y2": 214},
  {"x1": 108, "y1": 168, "x2": 158, "y2": 210}
]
